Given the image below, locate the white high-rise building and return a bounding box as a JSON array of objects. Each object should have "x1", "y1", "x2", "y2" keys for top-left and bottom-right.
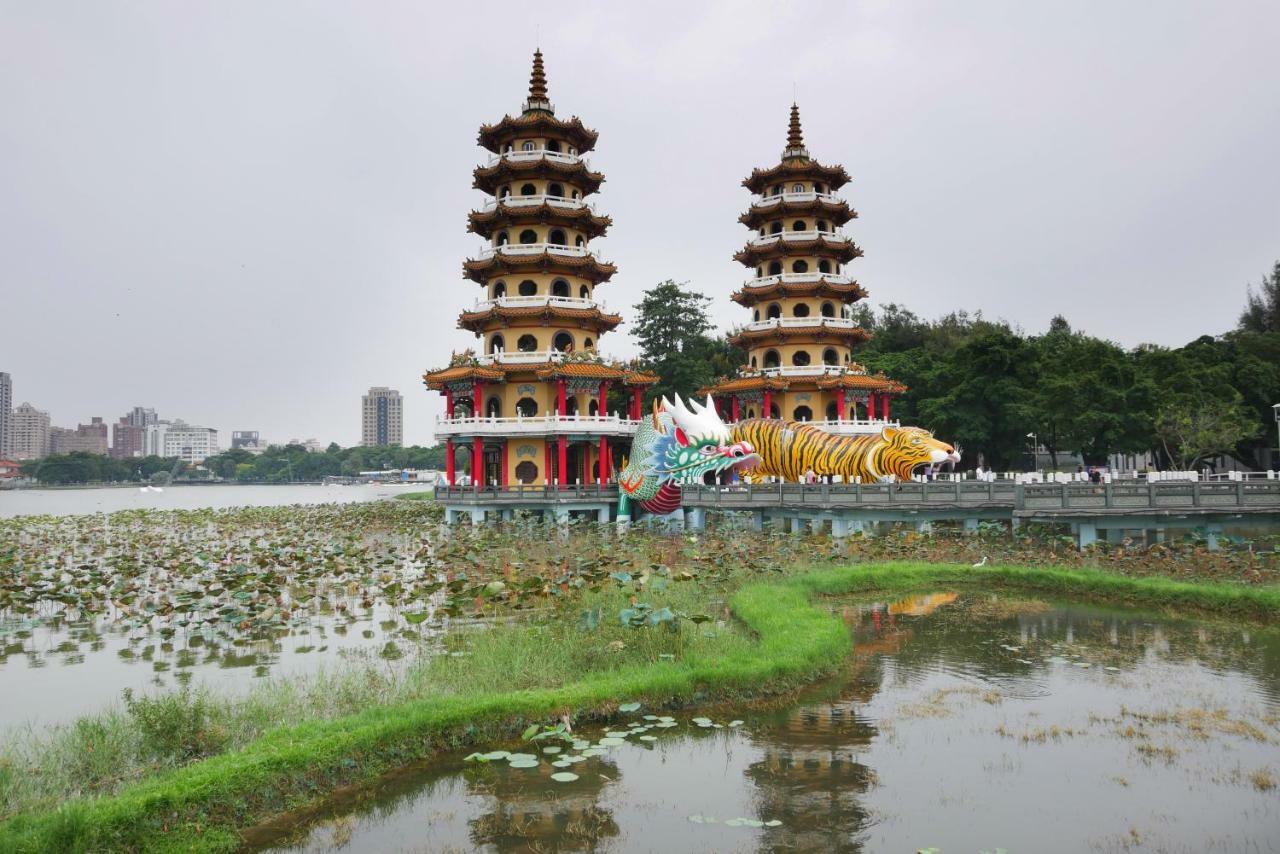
[
  {"x1": 146, "y1": 420, "x2": 219, "y2": 464},
  {"x1": 362, "y1": 387, "x2": 403, "y2": 447},
  {"x1": 0, "y1": 372, "x2": 11, "y2": 457},
  {"x1": 10, "y1": 402, "x2": 51, "y2": 460}
]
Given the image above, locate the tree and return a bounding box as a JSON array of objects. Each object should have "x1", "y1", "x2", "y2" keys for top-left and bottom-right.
[
  {"x1": 1154, "y1": 398, "x2": 1258, "y2": 470},
  {"x1": 1238, "y1": 260, "x2": 1280, "y2": 334},
  {"x1": 631, "y1": 281, "x2": 742, "y2": 403}
]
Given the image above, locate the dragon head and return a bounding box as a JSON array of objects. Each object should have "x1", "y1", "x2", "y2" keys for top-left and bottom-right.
[{"x1": 654, "y1": 395, "x2": 760, "y2": 484}]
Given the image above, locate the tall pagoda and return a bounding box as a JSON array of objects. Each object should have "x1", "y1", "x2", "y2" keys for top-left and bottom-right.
[
  {"x1": 424, "y1": 51, "x2": 657, "y2": 493},
  {"x1": 703, "y1": 105, "x2": 904, "y2": 429}
]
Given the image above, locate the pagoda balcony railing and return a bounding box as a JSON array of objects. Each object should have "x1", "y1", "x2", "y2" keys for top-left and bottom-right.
[
  {"x1": 796, "y1": 418, "x2": 900, "y2": 434},
  {"x1": 475, "y1": 349, "x2": 568, "y2": 365},
  {"x1": 747, "y1": 230, "x2": 850, "y2": 248},
  {"x1": 486, "y1": 149, "x2": 587, "y2": 167},
  {"x1": 435, "y1": 413, "x2": 640, "y2": 438},
  {"x1": 758, "y1": 365, "x2": 865, "y2": 378},
  {"x1": 743, "y1": 272, "x2": 853, "y2": 288},
  {"x1": 740, "y1": 316, "x2": 857, "y2": 333},
  {"x1": 476, "y1": 243, "x2": 606, "y2": 263},
  {"x1": 472, "y1": 295, "x2": 606, "y2": 312},
  {"x1": 481, "y1": 194, "x2": 592, "y2": 212},
  {"x1": 751, "y1": 191, "x2": 844, "y2": 208}
]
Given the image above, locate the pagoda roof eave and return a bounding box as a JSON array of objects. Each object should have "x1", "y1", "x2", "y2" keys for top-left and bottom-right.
[
  {"x1": 463, "y1": 252, "x2": 618, "y2": 285},
  {"x1": 734, "y1": 238, "x2": 862, "y2": 267},
  {"x1": 467, "y1": 205, "x2": 612, "y2": 240},
  {"x1": 472, "y1": 159, "x2": 605, "y2": 195},
  {"x1": 726, "y1": 325, "x2": 871, "y2": 348},
  {"x1": 477, "y1": 113, "x2": 599, "y2": 154},
  {"x1": 738, "y1": 198, "x2": 856, "y2": 229},
  {"x1": 731, "y1": 279, "x2": 868, "y2": 305},
  {"x1": 457, "y1": 305, "x2": 623, "y2": 334},
  {"x1": 424, "y1": 359, "x2": 656, "y2": 388},
  {"x1": 742, "y1": 159, "x2": 851, "y2": 195},
  {"x1": 422, "y1": 365, "x2": 506, "y2": 389}
]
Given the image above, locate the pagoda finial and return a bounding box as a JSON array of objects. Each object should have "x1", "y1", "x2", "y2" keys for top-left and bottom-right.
[
  {"x1": 523, "y1": 50, "x2": 553, "y2": 114},
  {"x1": 782, "y1": 102, "x2": 809, "y2": 160}
]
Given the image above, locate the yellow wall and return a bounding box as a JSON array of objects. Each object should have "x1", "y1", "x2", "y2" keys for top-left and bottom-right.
[
  {"x1": 487, "y1": 272, "x2": 595, "y2": 301},
  {"x1": 746, "y1": 341, "x2": 853, "y2": 370},
  {"x1": 482, "y1": 326, "x2": 602, "y2": 356}
]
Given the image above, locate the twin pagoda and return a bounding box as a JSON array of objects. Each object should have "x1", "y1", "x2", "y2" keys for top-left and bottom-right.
[{"x1": 424, "y1": 52, "x2": 903, "y2": 498}]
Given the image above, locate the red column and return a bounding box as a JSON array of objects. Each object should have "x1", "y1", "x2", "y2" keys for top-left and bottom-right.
[
  {"x1": 868, "y1": 393, "x2": 878, "y2": 420},
  {"x1": 445, "y1": 389, "x2": 454, "y2": 419},
  {"x1": 731, "y1": 396, "x2": 741, "y2": 422},
  {"x1": 598, "y1": 436, "x2": 608, "y2": 484},
  {"x1": 543, "y1": 442, "x2": 551, "y2": 485},
  {"x1": 837, "y1": 389, "x2": 847, "y2": 421},
  {"x1": 598, "y1": 381, "x2": 609, "y2": 418},
  {"x1": 445, "y1": 438, "x2": 455, "y2": 486},
  {"x1": 501, "y1": 440, "x2": 509, "y2": 487},
  {"x1": 557, "y1": 379, "x2": 567, "y2": 416},
  {"x1": 630, "y1": 387, "x2": 642, "y2": 420},
  {"x1": 882, "y1": 394, "x2": 891, "y2": 420},
  {"x1": 763, "y1": 390, "x2": 773, "y2": 419},
  {"x1": 472, "y1": 437, "x2": 483, "y2": 487},
  {"x1": 472, "y1": 382, "x2": 481, "y2": 417},
  {"x1": 557, "y1": 435, "x2": 568, "y2": 487}
]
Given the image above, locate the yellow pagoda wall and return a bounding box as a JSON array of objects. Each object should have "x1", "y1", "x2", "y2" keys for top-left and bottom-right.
[{"x1": 487, "y1": 273, "x2": 596, "y2": 300}]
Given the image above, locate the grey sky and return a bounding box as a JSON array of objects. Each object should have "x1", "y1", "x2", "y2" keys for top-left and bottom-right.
[{"x1": 2, "y1": 1, "x2": 1277, "y2": 448}]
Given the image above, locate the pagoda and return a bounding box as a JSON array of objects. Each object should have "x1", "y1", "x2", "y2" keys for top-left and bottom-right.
[
  {"x1": 702, "y1": 105, "x2": 904, "y2": 429},
  {"x1": 423, "y1": 51, "x2": 657, "y2": 498}
]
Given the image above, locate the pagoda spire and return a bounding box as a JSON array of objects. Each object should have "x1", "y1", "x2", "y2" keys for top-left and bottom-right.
[
  {"x1": 782, "y1": 102, "x2": 809, "y2": 161},
  {"x1": 523, "y1": 49, "x2": 553, "y2": 114}
]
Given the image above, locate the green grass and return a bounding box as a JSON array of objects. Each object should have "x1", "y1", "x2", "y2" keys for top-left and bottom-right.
[
  {"x1": 394, "y1": 490, "x2": 435, "y2": 501},
  {"x1": 1, "y1": 561, "x2": 1276, "y2": 853}
]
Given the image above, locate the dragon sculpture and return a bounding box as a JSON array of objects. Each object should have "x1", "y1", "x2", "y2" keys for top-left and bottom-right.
[{"x1": 617, "y1": 397, "x2": 960, "y2": 520}]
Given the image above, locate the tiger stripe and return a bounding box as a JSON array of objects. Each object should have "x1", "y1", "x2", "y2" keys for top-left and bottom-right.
[{"x1": 728, "y1": 419, "x2": 955, "y2": 483}]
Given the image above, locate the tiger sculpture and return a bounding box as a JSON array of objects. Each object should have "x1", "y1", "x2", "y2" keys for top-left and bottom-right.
[{"x1": 729, "y1": 418, "x2": 960, "y2": 483}]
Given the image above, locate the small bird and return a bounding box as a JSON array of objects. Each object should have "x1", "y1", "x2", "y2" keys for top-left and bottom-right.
[{"x1": 972, "y1": 556, "x2": 989, "y2": 568}]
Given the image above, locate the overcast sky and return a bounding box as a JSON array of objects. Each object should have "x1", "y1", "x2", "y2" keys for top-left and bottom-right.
[{"x1": 3, "y1": 1, "x2": 1278, "y2": 448}]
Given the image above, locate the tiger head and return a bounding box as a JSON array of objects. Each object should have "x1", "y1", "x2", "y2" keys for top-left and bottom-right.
[{"x1": 879, "y1": 426, "x2": 960, "y2": 480}]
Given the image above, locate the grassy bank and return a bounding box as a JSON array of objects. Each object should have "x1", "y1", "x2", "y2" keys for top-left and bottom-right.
[
  {"x1": 2, "y1": 562, "x2": 1277, "y2": 852},
  {"x1": 394, "y1": 490, "x2": 434, "y2": 501}
]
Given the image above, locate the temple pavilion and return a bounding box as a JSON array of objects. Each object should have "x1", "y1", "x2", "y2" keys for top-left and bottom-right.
[
  {"x1": 702, "y1": 105, "x2": 905, "y2": 429},
  {"x1": 423, "y1": 51, "x2": 657, "y2": 494}
]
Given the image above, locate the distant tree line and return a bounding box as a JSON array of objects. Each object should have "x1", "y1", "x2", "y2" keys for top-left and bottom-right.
[
  {"x1": 633, "y1": 263, "x2": 1280, "y2": 472},
  {"x1": 20, "y1": 454, "x2": 188, "y2": 486}
]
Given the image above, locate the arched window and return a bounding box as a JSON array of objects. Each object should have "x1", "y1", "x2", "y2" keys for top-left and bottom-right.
[
  {"x1": 546, "y1": 139, "x2": 562, "y2": 153},
  {"x1": 503, "y1": 143, "x2": 513, "y2": 153},
  {"x1": 747, "y1": 408, "x2": 757, "y2": 418},
  {"x1": 772, "y1": 184, "x2": 783, "y2": 196},
  {"x1": 792, "y1": 260, "x2": 809, "y2": 273},
  {"x1": 572, "y1": 190, "x2": 580, "y2": 200},
  {"x1": 583, "y1": 337, "x2": 594, "y2": 350},
  {"x1": 486, "y1": 396, "x2": 502, "y2": 417},
  {"x1": 565, "y1": 396, "x2": 579, "y2": 416},
  {"x1": 489, "y1": 334, "x2": 505, "y2": 353},
  {"x1": 520, "y1": 183, "x2": 537, "y2": 196},
  {"x1": 758, "y1": 229, "x2": 766, "y2": 238},
  {"x1": 770, "y1": 402, "x2": 781, "y2": 418},
  {"x1": 499, "y1": 185, "x2": 511, "y2": 199},
  {"x1": 792, "y1": 183, "x2": 804, "y2": 193},
  {"x1": 822, "y1": 348, "x2": 839, "y2": 365},
  {"x1": 793, "y1": 406, "x2": 812, "y2": 422},
  {"x1": 750, "y1": 356, "x2": 758, "y2": 367},
  {"x1": 588, "y1": 399, "x2": 599, "y2": 416},
  {"x1": 826, "y1": 401, "x2": 839, "y2": 421},
  {"x1": 820, "y1": 302, "x2": 834, "y2": 318},
  {"x1": 548, "y1": 228, "x2": 567, "y2": 246},
  {"x1": 579, "y1": 285, "x2": 590, "y2": 298},
  {"x1": 496, "y1": 231, "x2": 509, "y2": 246},
  {"x1": 755, "y1": 266, "x2": 762, "y2": 277},
  {"x1": 515, "y1": 397, "x2": 538, "y2": 417},
  {"x1": 753, "y1": 309, "x2": 760, "y2": 321},
  {"x1": 552, "y1": 331, "x2": 574, "y2": 352},
  {"x1": 518, "y1": 280, "x2": 537, "y2": 296},
  {"x1": 792, "y1": 220, "x2": 807, "y2": 232},
  {"x1": 574, "y1": 235, "x2": 584, "y2": 247},
  {"x1": 818, "y1": 259, "x2": 831, "y2": 274},
  {"x1": 793, "y1": 303, "x2": 810, "y2": 317},
  {"x1": 817, "y1": 220, "x2": 829, "y2": 233},
  {"x1": 517, "y1": 334, "x2": 538, "y2": 352},
  {"x1": 768, "y1": 261, "x2": 782, "y2": 275},
  {"x1": 770, "y1": 222, "x2": 783, "y2": 235},
  {"x1": 454, "y1": 396, "x2": 475, "y2": 417},
  {"x1": 519, "y1": 229, "x2": 538, "y2": 244},
  {"x1": 521, "y1": 141, "x2": 535, "y2": 151},
  {"x1": 792, "y1": 350, "x2": 811, "y2": 366},
  {"x1": 548, "y1": 182, "x2": 564, "y2": 197},
  {"x1": 551, "y1": 279, "x2": 570, "y2": 297},
  {"x1": 763, "y1": 350, "x2": 781, "y2": 369},
  {"x1": 766, "y1": 303, "x2": 781, "y2": 319},
  {"x1": 815, "y1": 183, "x2": 825, "y2": 194},
  {"x1": 493, "y1": 281, "x2": 506, "y2": 297}
]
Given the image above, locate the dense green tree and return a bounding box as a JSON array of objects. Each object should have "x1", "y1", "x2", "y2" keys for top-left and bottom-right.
[
  {"x1": 1238, "y1": 260, "x2": 1280, "y2": 334},
  {"x1": 632, "y1": 280, "x2": 744, "y2": 403}
]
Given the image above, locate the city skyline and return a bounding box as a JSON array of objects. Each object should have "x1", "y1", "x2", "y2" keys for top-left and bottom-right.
[{"x1": 3, "y1": 3, "x2": 1277, "y2": 447}]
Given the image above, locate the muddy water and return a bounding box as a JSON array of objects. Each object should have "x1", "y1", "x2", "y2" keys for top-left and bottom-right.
[{"x1": 248, "y1": 593, "x2": 1280, "y2": 854}]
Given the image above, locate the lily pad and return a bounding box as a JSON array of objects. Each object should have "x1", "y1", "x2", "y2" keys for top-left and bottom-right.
[
  {"x1": 639, "y1": 735, "x2": 658, "y2": 742},
  {"x1": 542, "y1": 746, "x2": 561, "y2": 754},
  {"x1": 598, "y1": 737, "x2": 626, "y2": 747},
  {"x1": 550, "y1": 771, "x2": 579, "y2": 782},
  {"x1": 619, "y1": 701, "x2": 641, "y2": 713},
  {"x1": 509, "y1": 759, "x2": 539, "y2": 769}
]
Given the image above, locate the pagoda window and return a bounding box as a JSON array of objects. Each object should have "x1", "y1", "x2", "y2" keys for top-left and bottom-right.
[
  {"x1": 583, "y1": 337, "x2": 594, "y2": 349},
  {"x1": 493, "y1": 281, "x2": 507, "y2": 297},
  {"x1": 495, "y1": 231, "x2": 509, "y2": 246},
  {"x1": 747, "y1": 408, "x2": 757, "y2": 418},
  {"x1": 793, "y1": 406, "x2": 813, "y2": 422},
  {"x1": 815, "y1": 183, "x2": 826, "y2": 194},
  {"x1": 574, "y1": 236, "x2": 584, "y2": 247},
  {"x1": 817, "y1": 220, "x2": 829, "y2": 233},
  {"x1": 771, "y1": 185, "x2": 783, "y2": 196},
  {"x1": 793, "y1": 303, "x2": 810, "y2": 318},
  {"x1": 826, "y1": 401, "x2": 839, "y2": 420},
  {"x1": 768, "y1": 261, "x2": 782, "y2": 275},
  {"x1": 489, "y1": 334, "x2": 505, "y2": 353},
  {"x1": 520, "y1": 183, "x2": 537, "y2": 196},
  {"x1": 750, "y1": 356, "x2": 758, "y2": 367},
  {"x1": 516, "y1": 397, "x2": 538, "y2": 417},
  {"x1": 499, "y1": 185, "x2": 511, "y2": 198},
  {"x1": 568, "y1": 146, "x2": 577, "y2": 155},
  {"x1": 792, "y1": 350, "x2": 812, "y2": 367},
  {"x1": 755, "y1": 266, "x2": 762, "y2": 277},
  {"x1": 517, "y1": 334, "x2": 538, "y2": 351},
  {"x1": 565, "y1": 396, "x2": 579, "y2": 416},
  {"x1": 753, "y1": 310, "x2": 760, "y2": 321},
  {"x1": 549, "y1": 229, "x2": 567, "y2": 246},
  {"x1": 552, "y1": 331, "x2": 574, "y2": 352},
  {"x1": 763, "y1": 350, "x2": 781, "y2": 369},
  {"x1": 518, "y1": 280, "x2": 537, "y2": 296},
  {"x1": 588, "y1": 400, "x2": 599, "y2": 416},
  {"x1": 548, "y1": 182, "x2": 564, "y2": 197},
  {"x1": 792, "y1": 220, "x2": 807, "y2": 231},
  {"x1": 486, "y1": 397, "x2": 502, "y2": 417},
  {"x1": 820, "y1": 302, "x2": 835, "y2": 317},
  {"x1": 792, "y1": 260, "x2": 809, "y2": 274},
  {"x1": 766, "y1": 303, "x2": 781, "y2": 320},
  {"x1": 792, "y1": 183, "x2": 804, "y2": 193},
  {"x1": 770, "y1": 222, "x2": 783, "y2": 235},
  {"x1": 546, "y1": 139, "x2": 562, "y2": 153},
  {"x1": 770, "y1": 402, "x2": 781, "y2": 418},
  {"x1": 822, "y1": 348, "x2": 839, "y2": 365},
  {"x1": 551, "y1": 279, "x2": 570, "y2": 297},
  {"x1": 571, "y1": 190, "x2": 580, "y2": 199},
  {"x1": 521, "y1": 141, "x2": 536, "y2": 152},
  {"x1": 503, "y1": 143, "x2": 513, "y2": 153},
  {"x1": 455, "y1": 397, "x2": 474, "y2": 417},
  {"x1": 579, "y1": 285, "x2": 589, "y2": 298},
  {"x1": 519, "y1": 229, "x2": 539, "y2": 244},
  {"x1": 818, "y1": 259, "x2": 831, "y2": 273}
]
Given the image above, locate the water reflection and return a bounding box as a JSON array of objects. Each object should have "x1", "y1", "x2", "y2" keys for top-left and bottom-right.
[{"x1": 250, "y1": 593, "x2": 1280, "y2": 854}]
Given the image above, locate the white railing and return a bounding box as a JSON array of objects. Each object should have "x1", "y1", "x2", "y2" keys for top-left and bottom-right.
[
  {"x1": 742, "y1": 272, "x2": 853, "y2": 288},
  {"x1": 740, "y1": 317, "x2": 857, "y2": 332},
  {"x1": 751, "y1": 191, "x2": 844, "y2": 208},
  {"x1": 481, "y1": 194, "x2": 590, "y2": 212},
  {"x1": 471, "y1": 296, "x2": 606, "y2": 312},
  {"x1": 759, "y1": 365, "x2": 863, "y2": 378},
  {"x1": 475, "y1": 349, "x2": 567, "y2": 365},
  {"x1": 435, "y1": 414, "x2": 640, "y2": 438},
  {"x1": 803, "y1": 418, "x2": 900, "y2": 435},
  {"x1": 748, "y1": 230, "x2": 850, "y2": 248},
  {"x1": 476, "y1": 243, "x2": 605, "y2": 262},
  {"x1": 486, "y1": 149, "x2": 586, "y2": 167}
]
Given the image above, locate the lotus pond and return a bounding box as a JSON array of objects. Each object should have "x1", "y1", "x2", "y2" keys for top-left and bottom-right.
[{"x1": 247, "y1": 592, "x2": 1280, "y2": 854}]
